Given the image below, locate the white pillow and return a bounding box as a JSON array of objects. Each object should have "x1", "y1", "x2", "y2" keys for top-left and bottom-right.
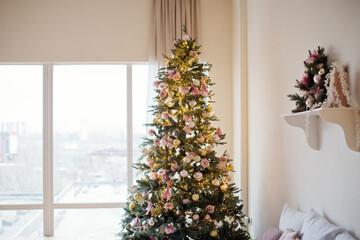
[
  {"x1": 279, "y1": 203, "x2": 306, "y2": 232},
  {"x1": 335, "y1": 232, "x2": 356, "y2": 240},
  {"x1": 301, "y1": 209, "x2": 344, "y2": 240}
]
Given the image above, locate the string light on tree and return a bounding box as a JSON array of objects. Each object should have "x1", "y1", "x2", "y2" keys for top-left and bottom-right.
[{"x1": 119, "y1": 27, "x2": 250, "y2": 240}]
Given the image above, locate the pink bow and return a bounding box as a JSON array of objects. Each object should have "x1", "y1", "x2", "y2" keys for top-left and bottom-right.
[
  {"x1": 161, "y1": 180, "x2": 173, "y2": 201},
  {"x1": 145, "y1": 201, "x2": 152, "y2": 215},
  {"x1": 217, "y1": 127, "x2": 223, "y2": 136},
  {"x1": 191, "y1": 84, "x2": 201, "y2": 95},
  {"x1": 201, "y1": 79, "x2": 209, "y2": 96}
]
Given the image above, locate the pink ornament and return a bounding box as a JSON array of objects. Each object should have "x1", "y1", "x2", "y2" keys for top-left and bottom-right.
[
  {"x1": 159, "y1": 90, "x2": 168, "y2": 98},
  {"x1": 183, "y1": 126, "x2": 192, "y2": 134},
  {"x1": 188, "y1": 152, "x2": 197, "y2": 159},
  {"x1": 149, "y1": 172, "x2": 158, "y2": 180},
  {"x1": 182, "y1": 34, "x2": 191, "y2": 41},
  {"x1": 182, "y1": 199, "x2": 191, "y2": 204},
  {"x1": 225, "y1": 175, "x2": 232, "y2": 182},
  {"x1": 171, "y1": 163, "x2": 178, "y2": 172},
  {"x1": 201, "y1": 159, "x2": 209, "y2": 168},
  {"x1": 180, "y1": 87, "x2": 190, "y2": 94},
  {"x1": 159, "y1": 82, "x2": 168, "y2": 90},
  {"x1": 153, "y1": 81, "x2": 160, "y2": 88},
  {"x1": 180, "y1": 169, "x2": 188, "y2": 178},
  {"x1": 192, "y1": 214, "x2": 199, "y2": 221},
  {"x1": 206, "y1": 205, "x2": 215, "y2": 214},
  {"x1": 164, "y1": 224, "x2": 175, "y2": 235},
  {"x1": 164, "y1": 202, "x2": 174, "y2": 210},
  {"x1": 157, "y1": 168, "x2": 167, "y2": 176},
  {"x1": 189, "y1": 51, "x2": 197, "y2": 57},
  {"x1": 194, "y1": 172, "x2": 203, "y2": 181},
  {"x1": 160, "y1": 137, "x2": 169, "y2": 146},
  {"x1": 148, "y1": 129, "x2": 155, "y2": 136},
  {"x1": 141, "y1": 148, "x2": 148, "y2": 155},
  {"x1": 183, "y1": 115, "x2": 192, "y2": 122},
  {"x1": 300, "y1": 75, "x2": 309, "y2": 86},
  {"x1": 162, "y1": 112, "x2": 169, "y2": 120},
  {"x1": 154, "y1": 138, "x2": 160, "y2": 146}
]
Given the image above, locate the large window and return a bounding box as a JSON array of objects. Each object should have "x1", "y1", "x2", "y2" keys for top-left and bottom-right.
[{"x1": 0, "y1": 64, "x2": 148, "y2": 237}]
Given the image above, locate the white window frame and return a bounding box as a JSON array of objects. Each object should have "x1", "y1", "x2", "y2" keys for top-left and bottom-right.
[{"x1": 0, "y1": 63, "x2": 142, "y2": 236}]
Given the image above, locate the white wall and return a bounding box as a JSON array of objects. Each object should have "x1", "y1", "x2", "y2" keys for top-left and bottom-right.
[{"x1": 247, "y1": 0, "x2": 360, "y2": 238}]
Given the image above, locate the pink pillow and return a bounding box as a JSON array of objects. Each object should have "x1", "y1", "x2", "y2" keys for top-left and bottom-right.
[
  {"x1": 255, "y1": 227, "x2": 283, "y2": 240},
  {"x1": 280, "y1": 228, "x2": 301, "y2": 240}
]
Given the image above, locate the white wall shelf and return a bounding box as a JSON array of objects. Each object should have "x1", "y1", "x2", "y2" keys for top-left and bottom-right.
[{"x1": 282, "y1": 107, "x2": 359, "y2": 152}]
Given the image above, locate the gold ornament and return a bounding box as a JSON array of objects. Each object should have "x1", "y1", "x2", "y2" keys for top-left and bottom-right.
[
  {"x1": 173, "y1": 139, "x2": 181, "y2": 146},
  {"x1": 194, "y1": 155, "x2": 201, "y2": 162},
  {"x1": 204, "y1": 214, "x2": 211, "y2": 221},
  {"x1": 227, "y1": 164, "x2": 234, "y2": 171},
  {"x1": 220, "y1": 184, "x2": 228, "y2": 191},
  {"x1": 192, "y1": 194, "x2": 199, "y2": 201},
  {"x1": 200, "y1": 149, "x2": 207, "y2": 156},
  {"x1": 210, "y1": 230, "x2": 218, "y2": 237},
  {"x1": 206, "y1": 105, "x2": 212, "y2": 112},
  {"x1": 129, "y1": 202, "x2": 136, "y2": 210},
  {"x1": 134, "y1": 193, "x2": 141, "y2": 200}
]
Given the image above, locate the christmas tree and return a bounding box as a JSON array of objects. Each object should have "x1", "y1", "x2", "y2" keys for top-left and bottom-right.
[
  {"x1": 119, "y1": 28, "x2": 250, "y2": 240},
  {"x1": 288, "y1": 46, "x2": 330, "y2": 113}
]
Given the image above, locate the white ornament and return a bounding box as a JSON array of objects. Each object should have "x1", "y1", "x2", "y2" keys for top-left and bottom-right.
[
  {"x1": 313, "y1": 74, "x2": 321, "y2": 84},
  {"x1": 189, "y1": 100, "x2": 196, "y2": 108},
  {"x1": 194, "y1": 79, "x2": 200, "y2": 86},
  {"x1": 188, "y1": 121, "x2": 195, "y2": 128}
]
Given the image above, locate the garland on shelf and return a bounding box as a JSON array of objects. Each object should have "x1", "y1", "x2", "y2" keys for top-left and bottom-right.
[
  {"x1": 323, "y1": 62, "x2": 360, "y2": 150},
  {"x1": 288, "y1": 47, "x2": 360, "y2": 150}
]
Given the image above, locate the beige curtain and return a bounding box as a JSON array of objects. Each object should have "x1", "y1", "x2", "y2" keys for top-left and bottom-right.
[
  {"x1": 146, "y1": 0, "x2": 200, "y2": 118},
  {"x1": 149, "y1": 0, "x2": 200, "y2": 69}
]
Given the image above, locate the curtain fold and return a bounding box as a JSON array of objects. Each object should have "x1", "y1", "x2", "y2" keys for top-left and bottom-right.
[{"x1": 147, "y1": 0, "x2": 199, "y2": 121}]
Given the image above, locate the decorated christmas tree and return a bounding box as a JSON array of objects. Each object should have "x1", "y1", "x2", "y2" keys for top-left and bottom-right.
[
  {"x1": 288, "y1": 46, "x2": 330, "y2": 113},
  {"x1": 119, "y1": 28, "x2": 250, "y2": 240}
]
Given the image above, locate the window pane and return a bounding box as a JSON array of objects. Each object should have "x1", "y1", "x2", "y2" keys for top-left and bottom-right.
[
  {"x1": 132, "y1": 65, "x2": 149, "y2": 182},
  {"x1": 53, "y1": 65, "x2": 127, "y2": 203},
  {"x1": 0, "y1": 210, "x2": 43, "y2": 237},
  {"x1": 54, "y1": 208, "x2": 123, "y2": 237},
  {"x1": 0, "y1": 65, "x2": 43, "y2": 205}
]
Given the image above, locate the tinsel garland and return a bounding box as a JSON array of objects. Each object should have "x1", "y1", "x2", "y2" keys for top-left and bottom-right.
[{"x1": 323, "y1": 62, "x2": 360, "y2": 150}]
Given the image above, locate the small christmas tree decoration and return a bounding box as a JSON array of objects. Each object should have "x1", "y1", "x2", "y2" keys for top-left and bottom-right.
[
  {"x1": 119, "y1": 27, "x2": 250, "y2": 240},
  {"x1": 288, "y1": 46, "x2": 330, "y2": 113}
]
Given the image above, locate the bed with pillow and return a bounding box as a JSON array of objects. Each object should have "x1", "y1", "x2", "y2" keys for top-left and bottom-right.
[{"x1": 255, "y1": 203, "x2": 357, "y2": 240}]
